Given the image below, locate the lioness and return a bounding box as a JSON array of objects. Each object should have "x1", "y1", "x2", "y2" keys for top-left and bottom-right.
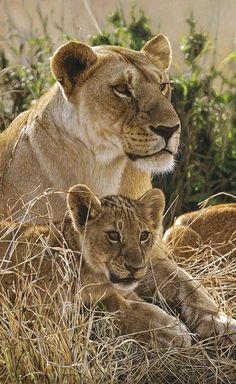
[
  {"x1": 0, "y1": 35, "x2": 235, "y2": 342},
  {"x1": 164, "y1": 203, "x2": 236, "y2": 260},
  {"x1": 0, "y1": 34, "x2": 180, "y2": 219},
  {"x1": 0, "y1": 184, "x2": 191, "y2": 347}
]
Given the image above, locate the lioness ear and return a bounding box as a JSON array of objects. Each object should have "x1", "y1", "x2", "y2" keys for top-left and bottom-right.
[
  {"x1": 51, "y1": 41, "x2": 97, "y2": 99},
  {"x1": 67, "y1": 184, "x2": 101, "y2": 229},
  {"x1": 141, "y1": 34, "x2": 172, "y2": 71},
  {"x1": 137, "y1": 188, "x2": 165, "y2": 229}
]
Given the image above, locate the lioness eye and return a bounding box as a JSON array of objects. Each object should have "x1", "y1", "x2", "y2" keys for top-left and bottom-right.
[
  {"x1": 113, "y1": 84, "x2": 131, "y2": 98},
  {"x1": 107, "y1": 231, "x2": 120, "y2": 243},
  {"x1": 140, "y1": 231, "x2": 150, "y2": 243},
  {"x1": 160, "y1": 83, "x2": 167, "y2": 93}
]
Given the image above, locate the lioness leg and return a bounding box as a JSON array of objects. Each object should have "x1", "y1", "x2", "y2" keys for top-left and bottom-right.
[
  {"x1": 136, "y1": 243, "x2": 236, "y2": 342},
  {"x1": 102, "y1": 291, "x2": 191, "y2": 347}
]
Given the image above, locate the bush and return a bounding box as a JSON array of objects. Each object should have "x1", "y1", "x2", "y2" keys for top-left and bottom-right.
[
  {"x1": 0, "y1": 6, "x2": 235, "y2": 226},
  {"x1": 0, "y1": 35, "x2": 54, "y2": 132},
  {"x1": 89, "y1": 5, "x2": 153, "y2": 50}
]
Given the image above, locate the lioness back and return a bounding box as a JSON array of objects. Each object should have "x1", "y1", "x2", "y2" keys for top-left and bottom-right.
[{"x1": 164, "y1": 203, "x2": 236, "y2": 259}]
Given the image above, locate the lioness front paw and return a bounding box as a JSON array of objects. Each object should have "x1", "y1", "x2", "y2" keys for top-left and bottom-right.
[{"x1": 196, "y1": 313, "x2": 236, "y2": 343}]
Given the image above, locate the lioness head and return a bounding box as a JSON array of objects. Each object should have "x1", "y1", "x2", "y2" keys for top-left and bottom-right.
[
  {"x1": 51, "y1": 35, "x2": 180, "y2": 174},
  {"x1": 67, "y1": 184, "x2": 165, "y2": 291}
]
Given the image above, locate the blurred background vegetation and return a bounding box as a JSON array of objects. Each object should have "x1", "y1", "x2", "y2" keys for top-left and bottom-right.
[{"x1": 0, "y1": 4, "x2": 235, "y2": 226}]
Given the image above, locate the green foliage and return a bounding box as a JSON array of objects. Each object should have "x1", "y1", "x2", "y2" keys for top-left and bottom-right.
[
  {"x1": 0, "y1": 35, "x2": 55, "y2": 131},
  {"x1": 89, "y1": 5, "x2": 153, "y2": 50},
  {"x1": 0, "y1": 5, "x2": 235, "y2": 224},
  {"x1": 180, "y1": 12, "x2": 208, "y2": 65}
]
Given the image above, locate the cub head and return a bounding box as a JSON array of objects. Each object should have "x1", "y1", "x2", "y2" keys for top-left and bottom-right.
[
  {"x1": 67, "y1": 184, "x2": 165, "y2": 291},
  {"x1": 51, "y1": 35, "x2": 180, "y2": 174}
]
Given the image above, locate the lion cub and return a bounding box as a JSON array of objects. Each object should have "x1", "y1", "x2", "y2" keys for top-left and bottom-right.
[{"x1": 0, "y1": 184, "x2": 190, "y2": 347}]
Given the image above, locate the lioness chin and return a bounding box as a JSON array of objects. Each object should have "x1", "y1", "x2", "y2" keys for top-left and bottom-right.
[{"x1": 0, "y1": 184, "x2": 190, "y2": 347}]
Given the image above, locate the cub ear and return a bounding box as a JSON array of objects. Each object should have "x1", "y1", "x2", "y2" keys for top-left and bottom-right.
[
  {"x1": 141, "y1": 34, "x2": 172, "y2": 71},
  {"x1": 51, "y1": 41, "x2": 97, "y2": 99},
  {"x1": 67, "y1": 184, "x2": 101, "y2": 230},
  {"x1": 137, "y1": 188, "x2": 165, "y2": 229}
]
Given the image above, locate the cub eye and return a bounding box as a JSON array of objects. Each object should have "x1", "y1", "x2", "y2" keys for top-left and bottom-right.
[
  {"x1": 140, "y1": 231, "x2": 150, "y2": 243},
  {"x1": 113, "y1": 84, "x2": 132, "y2": 98},
  {"x1": 106, "y1": 231, "x2": 121, "y2": 243}
]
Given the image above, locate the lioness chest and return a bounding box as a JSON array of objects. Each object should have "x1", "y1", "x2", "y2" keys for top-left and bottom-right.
[{"x1": 0, "y1": 120, "x2": 126, "y2": 221}]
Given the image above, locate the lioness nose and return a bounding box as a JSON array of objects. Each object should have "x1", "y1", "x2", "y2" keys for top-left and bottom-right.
[{"x1": 150, "y1": 124, "x2": 180, "y2": 144}]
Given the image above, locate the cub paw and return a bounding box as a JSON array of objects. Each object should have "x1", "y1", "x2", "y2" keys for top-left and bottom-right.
[
  {"x1": 196, "y1": 313, "x2": 236, "y2": 343},
  {"x1": 152, "y1": 320, "x2": 192, "y2": 348},
  {"x1": 171, "y1": 322, "x2": 192, "y2": 348}
]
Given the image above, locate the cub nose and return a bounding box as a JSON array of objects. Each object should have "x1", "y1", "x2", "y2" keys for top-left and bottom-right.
[
  {"x1": 149, "y1": 124, "x2": 180, "y2": 144},
  {"x1": 124, "y1": 263, "x2": 141, "y2": 273}
]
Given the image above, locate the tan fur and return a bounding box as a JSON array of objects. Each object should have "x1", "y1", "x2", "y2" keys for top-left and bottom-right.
[
  {"x1": 0, "y1": 36, "x2": 235, "y2": 344},
  {"x1": 164, "y1": 203, "x2": 236, "y2": 260}
]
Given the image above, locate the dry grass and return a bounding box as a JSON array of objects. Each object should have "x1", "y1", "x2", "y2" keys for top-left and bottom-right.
[{"x1": 0, "y1": 194, "x2": 236, "y2": 384}]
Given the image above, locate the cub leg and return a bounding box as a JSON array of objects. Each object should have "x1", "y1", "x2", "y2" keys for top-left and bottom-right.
[
  {"x1": 102, "y1": 291, "x2": 191, "y2": 347},
  {"x1": 136, "y1": 243, "x2": 236, "y2": 342}
]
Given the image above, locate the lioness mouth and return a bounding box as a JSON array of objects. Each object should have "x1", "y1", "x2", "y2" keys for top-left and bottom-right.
[{"x1": 126, "y1": 148, "x2": 173, "y2": 161}]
